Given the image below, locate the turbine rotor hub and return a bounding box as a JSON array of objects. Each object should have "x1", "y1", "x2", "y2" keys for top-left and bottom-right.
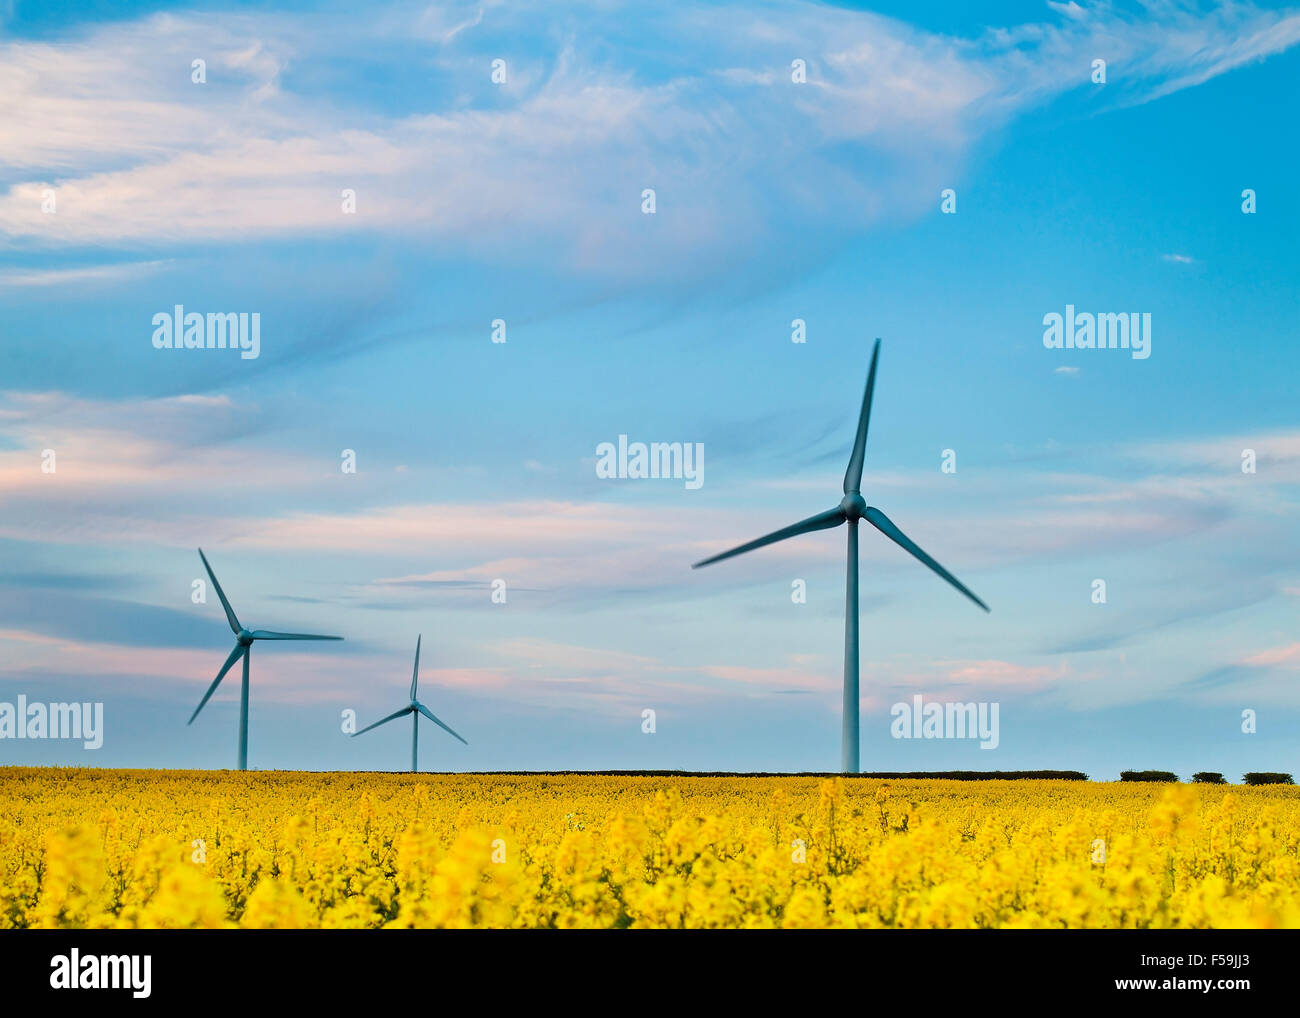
[
  {"x1": 840, "y1": 493, "x2": 867, "y2": 521},
  {"x1": 237, "y1": 629, "x2": 254, "y2": 646}
]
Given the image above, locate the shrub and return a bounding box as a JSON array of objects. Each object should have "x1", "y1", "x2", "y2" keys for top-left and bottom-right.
[
  {"x1": 1192, "y1": 772, "x2": 1226, "y2": 784},
  {"x1": 1243, "y1": 772, "x2": 1294, "y2": 786},
  {"x1": 1120, "y1": 770, "x2": 1179, "y2": 782}
]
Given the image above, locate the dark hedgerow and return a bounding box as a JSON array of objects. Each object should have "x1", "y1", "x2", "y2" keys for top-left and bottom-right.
[
  {"x1": 1192, "y1": 772, "x2": 1226, "y2": 784},
  {"x1": 454, "y1": 769, "x2": 1092, "y2": 780},
  {"x1": 1243, "y1": 772, "x2": 1294, "y2": 786},
  {"x1": 1120, "y1": 770, "x2": 1179, "y2": 782},
  {"x1": 857, "y1": 770, "x2": 1089, "y2": 781}
]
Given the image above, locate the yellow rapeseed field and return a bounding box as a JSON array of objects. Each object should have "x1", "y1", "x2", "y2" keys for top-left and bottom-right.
[{"x1": 2, "y1": 768, "x2": 1299, "y2": 929}]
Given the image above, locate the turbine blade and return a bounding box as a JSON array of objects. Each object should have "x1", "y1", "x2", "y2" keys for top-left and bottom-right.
[
  {"x1": 692, "y1": 506, "x2": 846, "y2": 569},
  {"x1": 415, "y1": 703, "x2": 468, "y2": 745},
  {"x1": 863, "y1": 506, "x2": 990, "y2": 612},
  {"x1": 352, "y1": 706, "x2": 413, "y2": 736},
  {"x1": 843, "y1": 338, "x2": 881, "y2": 494},
  {"x1": 410, "y1": 634, "x2": 421, "y2": 701},
  {"x1": 249, "y1": 631, "x2": 343, "y2": 641},
  {"x1": 198, "y1": 548, "x2": 241, "y2": 634},
  {"x1": 188, "y1": 645, "x2": 246, "y2": 724}
]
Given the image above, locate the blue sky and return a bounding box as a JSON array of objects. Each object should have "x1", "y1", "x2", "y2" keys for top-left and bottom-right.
[{"x1": 0, "y1": 0, "x2": 1297, "y2": 776}]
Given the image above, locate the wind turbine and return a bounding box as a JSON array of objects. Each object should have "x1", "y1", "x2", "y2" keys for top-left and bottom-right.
[
  {"x1": 692, "y1": 339, "x2": 989, "y2": 773},
  {"x1": 353, "y1": 635, "x2": 467, "y2": 771},
  {"x1": 188, "y1": 548, "x2": 343, "y2": 770}
]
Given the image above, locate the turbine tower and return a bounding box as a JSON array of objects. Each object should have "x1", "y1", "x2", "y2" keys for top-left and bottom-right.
[
  {"x1": 188, "y1": 548, "x2": 343, "y2": 770},
  {"x1": 692, "y1": 339, "x2": 989, "y2": 773},
  {"x1": 353, "y1": 635, "x2": 467, "y2": 771}
]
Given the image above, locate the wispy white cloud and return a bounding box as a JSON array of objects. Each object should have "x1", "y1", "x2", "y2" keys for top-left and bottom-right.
[
  {"x1": 1132, "y1": 431, "x2": 1300, "y2": 498},
  {"x1": 0, "y1": 390, "x2": 288, "y2": 503},
  {"x1": 0, "y1": 259, "x2": 171, "y2": 288},
  {"x1": 1, "y1": 0, "x2": 1295, "y2": 275}
]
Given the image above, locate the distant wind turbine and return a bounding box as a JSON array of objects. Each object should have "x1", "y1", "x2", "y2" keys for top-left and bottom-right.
[
  {"x1": 353, "y1": 635, "x2": 467, "y2": 771},
  {"x1": 692, "y1": 339, "x2": 989, "y2": 773},
  {"x1": 188, "y1": 548, "x2": 343, "y2": 770}
]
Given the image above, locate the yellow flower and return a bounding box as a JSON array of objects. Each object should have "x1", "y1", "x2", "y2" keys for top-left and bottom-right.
[{"x1": 4, "y1": 768, "x2": 1299, "y2": 929}]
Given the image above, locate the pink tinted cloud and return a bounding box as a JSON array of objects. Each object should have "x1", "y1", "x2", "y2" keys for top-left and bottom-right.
[
  {"x1": 696, "y1": 663, "x2": 837, "y2": 694},
  {"x1": 880, "y1": 657, "x2": 1064, "y2": 694},
  {"x1": 242, "y1": 501, "x2": 724, "y2": 554},
  {"x1": 0, "y1": 627, "x2": 215, "y2": 680},
  {"x1": 0, "y1": 391, "x2": 310, "y2": 501},
  {"x1": 0, "y1": 627, "x2": 372, "y2": 704},
  {"x1": 1242, "y1": 643, "x2": 1300, "y2": 669}
]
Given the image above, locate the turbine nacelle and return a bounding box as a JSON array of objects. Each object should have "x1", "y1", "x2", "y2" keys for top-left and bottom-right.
[{"x1": 840, "y1": 492, "x2": 867, "y2": 520}]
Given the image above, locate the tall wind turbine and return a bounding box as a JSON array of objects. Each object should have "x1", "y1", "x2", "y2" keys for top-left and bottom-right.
[
  {"x1": 353, "y1": 635, "x2": 467, "y2": 772},
  {"x1": 188, "y1": 548, "x2": 343, "y2": 770},
  {"x1": 692, "y1": 339, "x2": 989, "y2": 773}
]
